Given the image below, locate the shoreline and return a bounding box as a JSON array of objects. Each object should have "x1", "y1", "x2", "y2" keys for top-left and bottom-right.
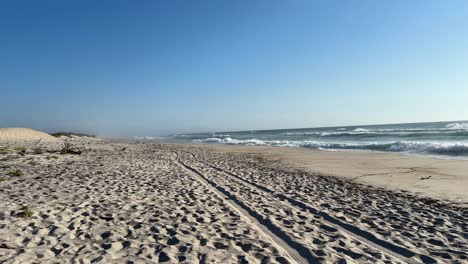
[
  {"x1": 166, "y1": 142, "x2": 468, "y2": 206},
  {"x1": 181, "y1": 140, "x2": 468, "y2": 160}
]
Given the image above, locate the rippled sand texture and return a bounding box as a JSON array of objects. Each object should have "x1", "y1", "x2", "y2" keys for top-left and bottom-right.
[{"x1": 0, "y1": 140, "x2": 466, "y2": 263}]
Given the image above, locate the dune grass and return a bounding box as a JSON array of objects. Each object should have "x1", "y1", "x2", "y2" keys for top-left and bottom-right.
[
  {"x1": 14, "y1": 146, "x2": 26, "y2": 152},
  {"x1": 8, "y1": 169, "x2": 24, "y2": 177},
  {"x1": 21, "y1": 206, "x2": 34, "y2": 217},
  {"x1": 0, "y1": 146, "x2": 9, "y2": 155},
  {"x1": 34, "y1": 148, "x2": 44, "y2": 154},
  {"x1": 28, "y1": 161, "x2": 39, "y2": 166}
]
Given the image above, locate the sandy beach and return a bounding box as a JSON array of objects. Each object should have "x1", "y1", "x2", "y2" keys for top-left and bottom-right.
[
  {"x1": 0, "y1": 134, "x2": 467, "y2": 263},
  {"x1": 3, "y1": 1, "x2": 468, "y2": 263},
  {"x1": 190, "y1": 144, "x2": 468, "y2": 205}
]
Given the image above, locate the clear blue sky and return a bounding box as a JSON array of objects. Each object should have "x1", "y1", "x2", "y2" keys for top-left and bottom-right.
[{"x1": 1, "y1": 1, "x2": 467, "y2": 137}]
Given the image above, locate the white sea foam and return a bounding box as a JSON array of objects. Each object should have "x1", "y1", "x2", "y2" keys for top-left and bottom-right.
[
  {"x1": 179, "y1": 121, "x2": 468, "y2": 158},
  {"x1": 193, "y1": 137, "x2": 468, "y2": 156},
  {"x1": 194, "y1": 137, "x2": 223, "y2": 143},
  {"x1": 134, "y1": 136, "x2": 156, "y2": 140},
  {"x1": 319, "y1": 131, "x2": 373, "y2": 136},
  {"x1": 284, "y1": 132, "x2": 321, "y2": 136},
  {"x1": 317, "y1": 130, "x2": 468, "y2": 137},
  {"x1": 445, "y1": 123, "x2": 468, "y2": 130},
  {"x1": 353, "y1": 128, "x2": 369, "y2": 132}
]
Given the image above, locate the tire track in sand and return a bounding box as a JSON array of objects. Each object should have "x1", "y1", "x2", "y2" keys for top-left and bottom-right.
[
  {"x1": 173, "y1": 148, "x2": 430, "y2": 264},
  {"x1": 172, "y1": 150, "x2": 314, "y2": 264}
]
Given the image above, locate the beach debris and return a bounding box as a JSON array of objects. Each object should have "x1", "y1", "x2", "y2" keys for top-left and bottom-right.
[{"x1": 420, "y1": 176, "x2": 432, "y2": 180}]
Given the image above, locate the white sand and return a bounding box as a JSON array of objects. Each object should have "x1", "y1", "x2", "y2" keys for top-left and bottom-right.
[{"x1": 0, "y1": 136, "x2": 466, "y2": 263}]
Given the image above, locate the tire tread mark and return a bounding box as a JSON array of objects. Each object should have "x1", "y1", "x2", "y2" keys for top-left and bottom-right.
[
  {"x1": 175, "y1": 148, "x2": 423, "y2": 264},
  {"x1": 174, "y1": 155, "x2": 316, "y2": 264}
]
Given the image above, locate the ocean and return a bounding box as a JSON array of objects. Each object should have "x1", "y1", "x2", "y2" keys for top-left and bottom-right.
[{"x1": 170, "y1": 121, "x2": 468, "y2": 159}]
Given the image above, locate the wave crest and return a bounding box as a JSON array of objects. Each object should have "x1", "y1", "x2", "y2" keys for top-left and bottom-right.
[
  {"x1": 445, "y1": 123, "x2": 468, "y2": 130},
  {"x1": 193, "y1": 137, "x2": 468, "y2": 156},
  {"x1": 353, "y1": 128, "x2": 369, "y2": 132}
]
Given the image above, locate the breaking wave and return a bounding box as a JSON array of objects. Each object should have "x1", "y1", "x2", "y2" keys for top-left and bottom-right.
[
  {"x1": 172, "y1": 121, "x2": 468, "y2": 159},
  {"x1": 318, "y1": 130, "x2": 468, "y2": 138},
  {"x1": 445, "y1": 123, "x2": 468, "y2": 130},
  {"x1": 282, "y1": 130, "x2": 468, "y2": 138},
  {"x1": 353, "y1": 128, "x2": 369, "y2": 132},
  {"x1": 193, "y1": 137, "x2": 468, "y2": 156},
  {"x1": 133, "y1": 136, "x2": 157, "y2": 140}
]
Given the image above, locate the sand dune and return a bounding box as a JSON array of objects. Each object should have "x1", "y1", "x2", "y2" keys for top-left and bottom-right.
[
  {"x1": 0, "y1": 128, "x2": 63, "y2": 151},
  {"x1": 0, "y1": 128, "x2": 58, "y2": 142}
]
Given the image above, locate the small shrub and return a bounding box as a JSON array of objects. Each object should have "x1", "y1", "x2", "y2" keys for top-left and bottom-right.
[
  {"x1": 0, "y1": 177, "x2": 6, "y2": 182},
  {"x1": 34, "y1": 148, "x2": 43, "y2": 154},
  {"x1": 28, "y1": 161, "x2": 39, "y2": 166},
  {"x1": 60, "y1": 141, "x2": 81, "y2": 155},
  {"x1": 14, "y1": 147, "x2": 26, "y2": 155},
  {"x1": 8, "y1": 169, "x2": 24, "y2": 177},
  {"x1": 21, "y1": 206, "x2": 34, "y2": 217},
  {"x1": 33, "y1": 139, "x2": 43, "y2": 154},
  {"x1": 60, "y1": 141, "x2": 71, "y2": 154},
  {"x1": 51, "y1": 132, "x2": 95, "y2": 138},
  {"x1": 0, "y1": 147, "x2": 9, "y2": 155}
]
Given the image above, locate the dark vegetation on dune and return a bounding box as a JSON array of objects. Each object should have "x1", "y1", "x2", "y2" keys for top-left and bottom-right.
[{"x1": 50, "y1": 132, "x2": 95, "y2": 138}]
